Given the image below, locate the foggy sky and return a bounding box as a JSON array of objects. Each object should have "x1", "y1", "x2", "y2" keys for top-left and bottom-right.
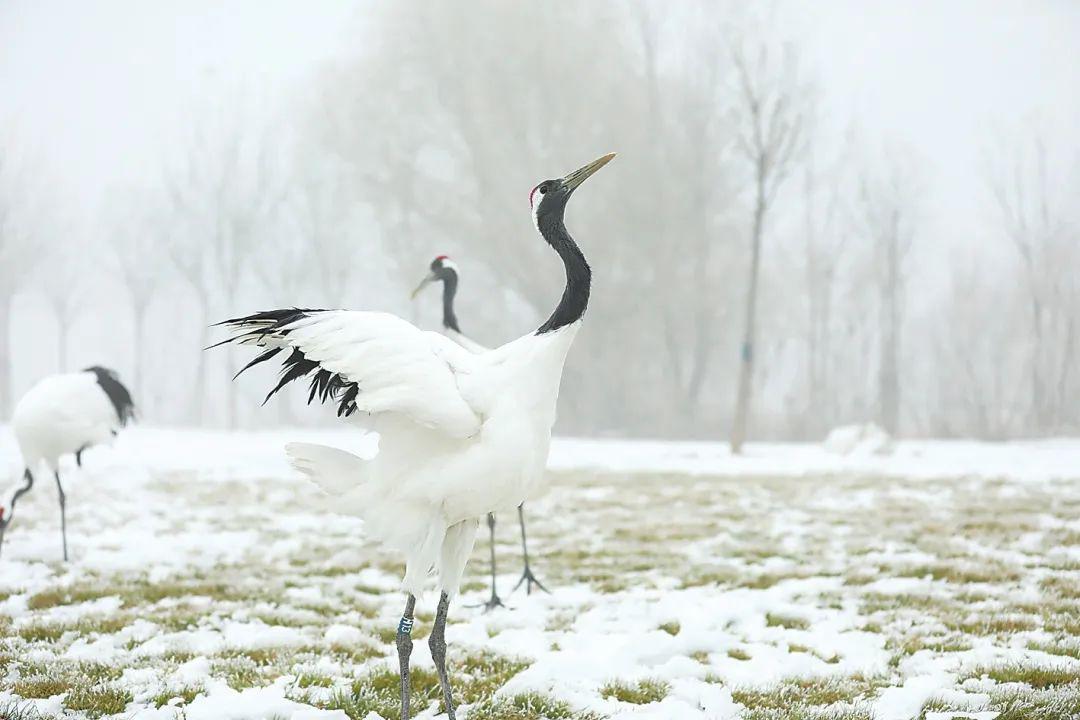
[
  {"x1": 2, "y1": 0, "x2": 1076, "y2": 241},
  {"x1": 1, "y1": 0, "x2": 1078, "y2": 437}
]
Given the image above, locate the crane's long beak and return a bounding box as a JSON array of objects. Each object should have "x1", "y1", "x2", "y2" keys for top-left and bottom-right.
[
  {"x1": 562, "y1": 152, "x2": 616, "y2": 193},
  {"x1": 410, "y1": 273, "x2": 437, "y2": 300}
]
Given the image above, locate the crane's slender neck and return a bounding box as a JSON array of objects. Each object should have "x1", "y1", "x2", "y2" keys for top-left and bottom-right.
[
  {"x1": 441, "y1": 273, "x2": 461, "y2": 334},
  {"x1": 536, "y1": 212, "x2": 591, "y2": 334}
]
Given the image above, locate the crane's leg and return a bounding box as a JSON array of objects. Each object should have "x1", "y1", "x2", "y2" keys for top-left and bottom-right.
[
  {"x1": 466, "y1": 513, "x2": 504, "y2": 611},
  {"x1": 55, "y1": 471, "x2": 68, "y2": 562},
  {"x1": 429, "y1": 591, "x2": 456, "y2": 719},
  {"x1": 482, "y1": 513, "x2": 504, "y2": 611},
  {"x1": 0, "y1": 468, "x2": 34, "y2": 560},
  {"x1": 512, "y1": 504, "x2": 548, "y2": 595},
  {"x1": 396, "y1": 594, "x2": 416, "y2": 720}
]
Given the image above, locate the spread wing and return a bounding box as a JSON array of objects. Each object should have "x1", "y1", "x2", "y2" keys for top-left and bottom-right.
[{"x1": 216, "y1": 308, "x2": 483, "y2": 439}]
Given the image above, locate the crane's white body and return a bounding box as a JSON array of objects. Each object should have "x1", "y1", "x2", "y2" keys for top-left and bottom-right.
[
  {"x1": 443, "y1": 327, "x2": 487, "y2": 355},
  {"x1": 13, "y1": 371, "x2": 121, "y2": 471},
  {"x1": 252, "y1": 311, "x2": 579, "y2": 597}
]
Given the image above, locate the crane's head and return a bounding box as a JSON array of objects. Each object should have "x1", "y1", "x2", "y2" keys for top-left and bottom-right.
[
  {"x1": 410, "y1": 255, "x2": 460, "y2": 299},
  {"x1": 530, "y1": 152, "x2": 616, "y2": 230}
]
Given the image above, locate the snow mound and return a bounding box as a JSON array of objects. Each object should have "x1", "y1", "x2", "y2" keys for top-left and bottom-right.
[{"x1": 823, "y1": 423, "x2": 893, "y2": 456}]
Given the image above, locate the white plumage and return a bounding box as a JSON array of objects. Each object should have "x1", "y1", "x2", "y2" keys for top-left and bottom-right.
[
  {"x1": 230, "y1": 311, "x2": 578, "y2": 595},
  {"x1": 1, "y1": 367, "x2": 135, "y2": 560},
  {"x1": 219, "y1": 152, "x2": 614, "y2": 720},
  {"x1": 14, "y1": 372, "x2": 122, "y2": 470}
]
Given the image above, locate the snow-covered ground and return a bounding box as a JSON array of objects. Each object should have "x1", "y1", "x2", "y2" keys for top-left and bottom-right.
[{"x1": 0, "y1": 428, "x2": 1078, "y2": 719}]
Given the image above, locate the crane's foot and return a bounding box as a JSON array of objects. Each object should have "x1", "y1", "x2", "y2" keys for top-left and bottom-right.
[
  {"x1": 466, "y1": 589, "x2": 505, "y2": 612},
  {"x1": 480, "y1": 591, "x2": 505, "y2": 612},
  {"x1": 512, "y1": 565, "x2": 550, "y2": 595}
]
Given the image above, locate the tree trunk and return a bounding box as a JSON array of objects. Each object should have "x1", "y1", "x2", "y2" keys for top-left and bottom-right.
[
  {"x1": 191, "y1": 306, "x2": 209, "y2": 424},
  {"x1": 820, "y1": 268, "x2": 835, "y2": 430},
  {"x1": 804, "y1": 167, "x2": 820, "y2": 438},
  {"x1": 1030, "y1": 295, "x2": 1044, "y2": 431},
  {"x1": 226, "y1": 348, "x2": 239, "y2": 429},
  {"x1": 731, "y1": 188, "x2": 767, "y2": 454},
  {"x1": 0, "y1": 293, "x2": 10, "y2": 417},
  {"x1": 133, "y1": 302, "x2": 147, "y2": 418},
  {"x1": 879, "y1": 229, "x2": 901, "y2": 434}
]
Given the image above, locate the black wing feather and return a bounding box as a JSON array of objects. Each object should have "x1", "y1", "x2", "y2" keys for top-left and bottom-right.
[
  {"x1": 215, "y1": 308, "x2": 362, "y2": 417},
  {"x1": 84, "y1": 366, "x2": 137, "y2": 426}
]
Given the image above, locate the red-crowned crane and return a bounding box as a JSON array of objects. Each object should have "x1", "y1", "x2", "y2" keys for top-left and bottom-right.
[
  {"x1": 0, "y1": 367, "x2": 136, "y2": 560},
  {"x1": 216, "y1": 153, "x2": 614, "y2": 720},
  {"x1": 411, "y1": 255, "x2": 548, "y2": 611}
]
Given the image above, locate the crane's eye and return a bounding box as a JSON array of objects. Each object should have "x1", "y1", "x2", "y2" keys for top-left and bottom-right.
[{"x1": 538, "y1": 183, "x2": 549, "y2": 194}]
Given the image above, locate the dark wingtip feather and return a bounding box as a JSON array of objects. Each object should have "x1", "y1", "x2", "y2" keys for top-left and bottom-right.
[
  {"x1": 233, "y1": 347, "x2": 283, "y2": 380},
  {"x1": 209, "y1": 308, "x2": 361, "y2": 417},
  {"x1": 84, "y1": 366, "x2": 137, "y2": 426}
]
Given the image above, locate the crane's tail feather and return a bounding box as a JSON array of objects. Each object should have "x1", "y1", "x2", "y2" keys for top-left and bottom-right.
[{"x1": 285, "y1": 442, "x2": 369, "y2": 495}]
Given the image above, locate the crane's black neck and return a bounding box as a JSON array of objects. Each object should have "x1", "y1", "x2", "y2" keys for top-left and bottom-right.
[
  {"x1": 537, "y1": 212, "x2": 591, "y2": 334},
  {"x1": 440, "y1": 272, "x2": 461, "y2": 334}
]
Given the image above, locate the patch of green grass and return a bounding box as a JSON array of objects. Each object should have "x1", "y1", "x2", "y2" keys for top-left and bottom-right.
[
  {"x1": 990, "y1": 682, "x2": 1080, "y2": 719},
  {"x1": 732, "y1": 675, "x2": 884, "y2": 710},
  {"x1": 945, "y1": 614, "x2": 1039, "y2": 635},
  {"x1": 679, "y1": 567, "x2": 739, "y2": 589},
  {"x1": 26, "y1": 585, "x2": 113, "y2": 611},
  {"x1": 1044, "y1": 610, "x2": 1080, "y2": 635},
  {"x1": 448, "y1": 651, "x2": 532, "y2": 706},
  {"x1": 843, "y1": 572, "x2": 878, "y2": 586},
  {"x1": 296, "y1": 671, "x2": 335, "y2": 688},
  {"x1": 0, "y1": 700, "x2": 48, "y2": 720},
  {"x1": 64, "y1": 685, "x2": 132, "y2": 717},
  {"x1": 1039, "y1": 575, "x2": 1080, "y2": 599},
  {"x1": 887, "y1": 634, "x2": 972, "y2": 656},
  {"x1": 968, "y1": 663, "x2": 1080, "y2": 689},
  {"x1": 73, "y1": 662, "x2": 124, "y2": 684},
  {"x1": 329, "y1": 641, "x2": 385, "y2": 664},
  {"x1": 122, "y1": 579, "x2": 251, "y2": 606},
  {"x1": 149, "y1": 685, "x2": 204, "y2": 708},
  {"x1": 154, "y1": 610, "x2": 206, "y2": 632},
  {"x1": 468, "y1": 692, "x2": 603, "y2": 720},
  {"x1": 17, "y1": 615, "x2": 130, "y2": 644},
  {"x1": 161, "y1": 650, "x2": 197, "y2": 664},
  {"x1": 320, "y1": 664, "x2": 441, "y2": 720},
  {"x1": 1028, "y1": 638, "x2": 1080, "y2": 660},
  {"x1": 743, "y1": 570, "x2": 817, "y2": 590},
  {"x1": 765, "y1": 612, "x2": 810, "y2": 631},
  {"x1": 658, "y1": 621, "x2": 680, "y2": 636},
  {"x1": 599, "y1": 678, "x2": 670, "y2": 704},
  {"x1": 895, "y1": 562, "x2": 1020, "y2": 584},
  {"x1": 17, "y1": 623, "x2": 67, "y2": 642},
  {"x1": 212, "y1": 657, "x2": 266, "y2": 690},
  {"x1": 11, "y1": 673, "x2": 72, "y2": 699},
  {"x1": 920, "y1": 694, "x2": 981, "y2": 715},
  {"x1": 742, "y1": 707, "x2": 874, "y2": 720},
  {"x1": 220, "y1": 647, "x2": 281, "y2": 667},
  {"x1": 728, "y1": 647, "x2": 752, "y2": 661}
]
